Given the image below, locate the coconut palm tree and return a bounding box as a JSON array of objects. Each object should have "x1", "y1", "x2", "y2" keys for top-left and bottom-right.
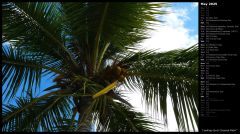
[{"x1": 2, "y1": 2, "x2": 198, "y2": 132}]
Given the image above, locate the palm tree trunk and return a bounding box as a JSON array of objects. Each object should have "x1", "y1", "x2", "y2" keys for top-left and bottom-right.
[
  {"x1": 74, "y1": 96, "x2": 93, "y2": 132},
  {"x1": 77, "y1": 113, "x2": 92, "y2": 132}
]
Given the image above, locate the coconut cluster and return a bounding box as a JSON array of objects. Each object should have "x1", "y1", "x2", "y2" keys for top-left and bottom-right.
[
  {"x1": 113, "y1": 65, "x2": 127, "y2": 82},
  {"x1": 104, "y1": 65, "x2": 127, "y2": 82}
]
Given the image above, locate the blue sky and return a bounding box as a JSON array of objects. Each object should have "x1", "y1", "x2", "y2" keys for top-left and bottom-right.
[
  {"x1": 2, "y1": 2, "x2": 198, "y2": 132},
  {"x1": 173, "y1": 2, "x2": 198, "y2": 35}
]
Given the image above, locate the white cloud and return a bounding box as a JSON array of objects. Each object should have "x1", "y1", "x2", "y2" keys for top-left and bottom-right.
[
  {"x1": 138, "y1": 6, "x2": 198, "y2": 52},
  {"x1": 192, "y1": 3, "x2": 198, "y2": 9}
]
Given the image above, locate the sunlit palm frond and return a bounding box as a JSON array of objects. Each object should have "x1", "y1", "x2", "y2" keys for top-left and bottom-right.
[
  {"x1": 97, "y1": 98, "x2": 163, "y2": 132},
  {"x1": 123, "y1": 45, "x2": 198, "y2": 131},
  {"x1": 83, "y1": 95, "x2": 162, "y2": 132}
]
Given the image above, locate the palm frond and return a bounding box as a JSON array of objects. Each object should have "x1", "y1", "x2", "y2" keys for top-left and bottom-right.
[
  {"x1": 61, "y1": 2, "x2": 167, "y2": 74},
  {"x1": 2, "y1": 95, "x2": 73, "y2": 132},
  {"x1": 2, "y1": 44, "x2": 66, "y2": 101},
  {"x1": 2, "y1": 2, "x2": 79, "y2": 68},
  {"x1": 92, "y1": 97, "x2": 163, "y2": 132},
  {"x1": 53, "y1": 118, "x2": 78, "y2": 132},
  {"x1": 2, "y1": 45, "x2": 41, "y2": 101},
  {"x1": 71, "y1": 94, "x2": 162, "y2": 132},
  {"x1": 123, "y1": 45, "x2": 198, "y2": 131}
]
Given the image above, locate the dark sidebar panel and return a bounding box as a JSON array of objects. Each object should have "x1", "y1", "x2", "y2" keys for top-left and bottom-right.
[{"x1": 199, "y1": 0, "x2": 240, "y2": 133}]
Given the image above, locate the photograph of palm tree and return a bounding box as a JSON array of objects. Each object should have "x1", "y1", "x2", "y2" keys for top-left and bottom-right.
[{"x1": 2, "y1": 2, "x2": 198, "y2": 132}]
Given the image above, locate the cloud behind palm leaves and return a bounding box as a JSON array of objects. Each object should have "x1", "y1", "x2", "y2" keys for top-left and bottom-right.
[{"x1": 139, "y1": 3, "x2": 198, "y2": 52}]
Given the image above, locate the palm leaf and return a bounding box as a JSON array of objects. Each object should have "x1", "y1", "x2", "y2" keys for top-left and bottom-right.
[
  {"x1": 72, "y1": 94, "x2": 162, "y2": 132},
  {"x1": 123, "y1": 45, "x2": 198, "y2": 131},
  {"x1": 92, "y1": 97, "x2": 163, "y2": 132},
  {"x1": 2, "y1": 95, "x2": 73, "y2": 132},
  {"x1": 2, "y1": 44, "x2": 66, "y2": 102},
  {"x1": 61, "y1": 2, "x2": 167, "y2": 74},
  {"x1": 2, "y1": 2, "x2": 79, "y2": 68}
]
